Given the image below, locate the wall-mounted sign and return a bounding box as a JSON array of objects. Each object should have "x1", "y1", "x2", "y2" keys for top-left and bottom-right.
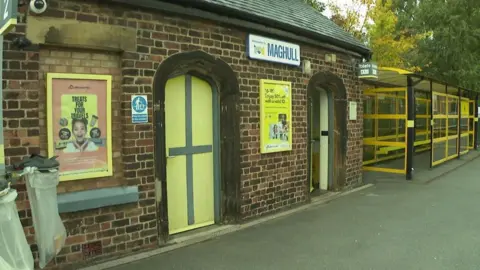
[
  {"x1": 47, "y1": 73, "x2": 113, "y2": 181},
  {"x1": 0, "y1": 0, "x2": 17, "y2": 35},
  {"x1": 259, "y1": 79, "x2": 293, "y2": 154},
  {"x1": 349, "y1": 101, "x2": 357, "y2": 120},
  {"x1": 247, "y1": 34, "x2": 301, "y2": 66},
  {"x1": 358, "y1": 62, "x2": 378, "y2": 79},
  {"x1": 131, "y1": 95, "x2": 148, "y2": 123}
]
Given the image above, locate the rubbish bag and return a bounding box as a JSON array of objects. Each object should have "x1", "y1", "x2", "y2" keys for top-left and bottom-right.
[
  {"x1": 0, "y1": 190, "x2": 34, "y2": 270},
  {"x1": 13, "y1": 154, "x2": 59, "y2": 171},
  {"x1": 24, "y1": 168, "x2": 66, "y2": 269}
]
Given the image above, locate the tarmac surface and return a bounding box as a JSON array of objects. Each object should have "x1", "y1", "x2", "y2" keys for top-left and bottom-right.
[{"x1": 111, "y1": 157, "x2": 480, "y2": 270}]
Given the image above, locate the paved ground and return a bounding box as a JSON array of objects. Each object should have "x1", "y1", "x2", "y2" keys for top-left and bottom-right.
[{"x1": 112, "y1": 157, "x2": 480, "y2": 270}]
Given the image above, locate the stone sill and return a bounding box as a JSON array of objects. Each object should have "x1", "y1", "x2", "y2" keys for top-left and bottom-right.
[{"x1": 57, "y1": 186, "x2": 139, "y2": 213}]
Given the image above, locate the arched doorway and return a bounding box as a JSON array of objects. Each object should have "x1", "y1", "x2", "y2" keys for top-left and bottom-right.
[
  {"x1": 307, "y1": 71, "x2": 348, "y2": 194},
  {"x1": 153, "y1": 51, "x2": 241, "y2": 242}
]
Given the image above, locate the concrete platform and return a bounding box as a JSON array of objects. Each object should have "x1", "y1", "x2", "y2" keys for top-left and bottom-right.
[
  {"x1": 364, "y1": 150, "x2": 480, "y2": 184},
  {"x1": 94, "y1": 151, "x2": 480, "y2": 270}
]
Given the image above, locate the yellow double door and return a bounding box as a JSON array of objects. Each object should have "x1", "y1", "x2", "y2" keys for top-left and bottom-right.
[{"x1": 165, "y1": 74, "x2": 216, "y2": 235}]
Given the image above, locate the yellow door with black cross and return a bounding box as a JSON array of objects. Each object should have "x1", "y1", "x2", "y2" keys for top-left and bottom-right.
[{"x1": 165, "y1": 74, "x2": 216, "y2": 234}]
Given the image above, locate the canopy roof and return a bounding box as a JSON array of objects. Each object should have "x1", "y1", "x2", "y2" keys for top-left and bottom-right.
[{"x1": 361, "y1": 67, "x2": 474, "y2": 95}]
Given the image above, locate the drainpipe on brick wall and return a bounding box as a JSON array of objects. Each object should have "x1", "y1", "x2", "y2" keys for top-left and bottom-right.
[
  {"x1": 0, "y1": 35, "x2": 5, "y2": 189},
  {"x1": 0, "y1": 0, "x2": 20, "y2": 190}
]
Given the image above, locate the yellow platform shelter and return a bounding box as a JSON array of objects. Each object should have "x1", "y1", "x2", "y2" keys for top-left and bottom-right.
[{"x1": 361, "y1": 67, "x2": 478, "y2": 179}]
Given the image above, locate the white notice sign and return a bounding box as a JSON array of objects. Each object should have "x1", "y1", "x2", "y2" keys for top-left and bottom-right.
[
  {"x1": 349, "y1": 101, "x2": 357, "y2": 120},
  {"x1": 131, "y1": 95, "x2": 148, "y2": 124}
]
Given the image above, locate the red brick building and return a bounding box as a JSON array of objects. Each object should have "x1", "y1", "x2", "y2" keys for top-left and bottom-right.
[{"x1": 4, "y1": 0, "x2": 370, "y2": 268}]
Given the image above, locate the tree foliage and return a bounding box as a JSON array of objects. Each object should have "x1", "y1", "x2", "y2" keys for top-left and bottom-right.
[
  {"x1": 318, "y1": 0, "x2": 480, "y2": 90},
  {"x1": 326, "y1": 0, "x2": 374, "y2": 42},
  {"x1": 324, "y1": 0, "x2": 424, "y2": 69},
  {"x1": 366, "y1": 0, "x2": 427, "y2": 70},
  {"x1": 407, "y1": 0, "x2": 480, "y2": 90},
  {"x1": 391, "y1": 0, "x2": 419, "y2": 34},
  {"x1": 304, "y1": 0, "x2": 326, "y2": 12}
]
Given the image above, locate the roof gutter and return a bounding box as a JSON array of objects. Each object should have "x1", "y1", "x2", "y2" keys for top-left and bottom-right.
[
  {"x1": 178, "y1": 0, "x2": 371, "y2": 55},
  {"x1": 109, "y1": 0, "x2": 372, "y2": 59}
]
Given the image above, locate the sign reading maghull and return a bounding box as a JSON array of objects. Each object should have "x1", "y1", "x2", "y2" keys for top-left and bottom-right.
[{"x1": 46, "y1": 73, "x2": 113, "y2": 181}]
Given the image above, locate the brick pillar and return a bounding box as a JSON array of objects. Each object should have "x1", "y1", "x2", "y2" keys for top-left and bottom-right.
[
  {"x1": 121, "y1": 51, "x2": 157, "y2": 245},
  {"x1": 3, "y1": 11, "x2": 41, "y2": 165}
]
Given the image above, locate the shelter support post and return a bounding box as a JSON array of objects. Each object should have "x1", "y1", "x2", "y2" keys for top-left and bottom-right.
[
  {"x1": 429, "y1": 80, "x2": 433, "y2": 168},
  {"x1": 457, "y1": 88, "x2": 461, "y2": 159},
  {"x1": 476, "y1": 93, "x2": 479, "y2": 150},
  {"x1": 406, "y1": 76, "x2": 414, "y2": 180}
]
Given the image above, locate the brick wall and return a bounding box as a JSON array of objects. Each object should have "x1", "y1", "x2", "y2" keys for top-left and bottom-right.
[
  {"x1": 3, "y1": 0, "x2": 363, "y2": 268},
  {"x1": 38, "y1": 48, "x2": 125, "y2": 191},
  {"x1": 36, "y1": 48, "x2": 155, "y2": 266},
  {"x1": 5, "y1": 43, "x2": 157, "y2": 269},
  {"x1": 238, "y1": 50, "x2": 363, "y2": 217}
]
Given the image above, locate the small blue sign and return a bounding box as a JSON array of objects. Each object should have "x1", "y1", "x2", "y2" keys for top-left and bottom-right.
[{"x1": 131, "y1": 95, "x2": 148, "y2": 124}]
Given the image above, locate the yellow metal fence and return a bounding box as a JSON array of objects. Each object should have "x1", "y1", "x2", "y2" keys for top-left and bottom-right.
[
  {"x1": 431, "y1": 93, "x2": 458, "y2": 166},
  {"x1": 362, "y1": 88, "x2": 475, "y2": 173},
  {"x1": 363, "y1": 88, "x2": 407, "y2": 174}
]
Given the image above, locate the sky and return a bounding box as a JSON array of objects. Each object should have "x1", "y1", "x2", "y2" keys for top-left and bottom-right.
[
  {"x1": 322, "y1": 0, "x2": 368, "y2": 20},
  {"x1": 321, "y1": 0, "x2": 370, "y2": 33}
]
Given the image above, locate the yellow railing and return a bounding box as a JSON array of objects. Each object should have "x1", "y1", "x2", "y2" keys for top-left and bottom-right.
[
  {"x1": 363, "y1": 90, "x2": 407, "y2": 174},
  {"x1": 431, "y1": 93, "x2": 460, "y2": 166},
  {"x1": 363, "y1": 88, "x2": 475, "y2": 172},
  {"x1": 468, "y1": 100, "x2": 475, "y2": 150}
]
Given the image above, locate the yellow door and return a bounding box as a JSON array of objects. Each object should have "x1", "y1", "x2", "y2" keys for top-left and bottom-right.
[{"x1": 165, "y1": 74, "x2": 215, "y2": 235}]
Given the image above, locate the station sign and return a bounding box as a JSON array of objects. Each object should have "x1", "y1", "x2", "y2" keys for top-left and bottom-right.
[
  {"x1": 358, "y1": 62, "x2": 378, "y2": 79},
  {"x1": 0, "y1": 0, "x2": 17, "y2": 35},
  {"x1": 247, "y1": 34, "x2": 301, "y2": 67}
]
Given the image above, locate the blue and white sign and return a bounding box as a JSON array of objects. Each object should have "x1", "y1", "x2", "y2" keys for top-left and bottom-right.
[
  {"x1": 131, "y1": 95, "x2": 148, "y2": 124},
  {"x1": 247, "y1": 34, "x2": 301, "y2": 66}
]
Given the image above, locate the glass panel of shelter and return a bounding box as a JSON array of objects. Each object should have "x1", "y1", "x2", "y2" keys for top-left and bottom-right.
[
  {"x1": 362, "y1": 87, "x2": 407, "y2": 174},
  {"x1": 362, "y1": 77, "x2": 477, "y2": 175}
]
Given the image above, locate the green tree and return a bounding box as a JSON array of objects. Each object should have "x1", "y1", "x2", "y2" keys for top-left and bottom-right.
[
  {"x1": 391, "y1": 0, "x2": 419, "y2": 35},
  {"x1": 327, "y1": 0, "x2": 375, "y2": 42},
  {"x1": 304, "y1": 0, "x2": 326, "y2": 12},
  {"x1": 409, "y1": 0, "x2": 480, "y2": 90},
  {"x1": 325, "y1": 0, "x2": 421, "y2": 62},
  {"x1": 366, "y1": 0, "x2": 426, "y2": 70}
]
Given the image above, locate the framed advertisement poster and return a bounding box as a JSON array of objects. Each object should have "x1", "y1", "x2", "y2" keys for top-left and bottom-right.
[
  {"x1": 46, "y1": 73, "x2": 113, "y2": 181},
  {"x1": 259, "y1": 79, "x2": 293, "y2": 154}
]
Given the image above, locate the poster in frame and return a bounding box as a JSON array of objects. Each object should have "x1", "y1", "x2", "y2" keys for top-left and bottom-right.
[{"x1": 46, "y1": 73, "x2": 113, "y2": 181}]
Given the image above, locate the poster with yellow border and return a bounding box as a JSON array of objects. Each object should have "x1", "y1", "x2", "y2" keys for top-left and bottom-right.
[
  {"x1": 260, "y1": 79, "x2": 292, "y2": 153},
  {"x1": 46, "y1": 73, "x2": 113, "y2": 182}
]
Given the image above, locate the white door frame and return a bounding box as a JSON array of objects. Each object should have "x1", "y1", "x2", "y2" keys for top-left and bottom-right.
[{"x1": 319, "y1": 88, "x2": 329, "y2": 190}]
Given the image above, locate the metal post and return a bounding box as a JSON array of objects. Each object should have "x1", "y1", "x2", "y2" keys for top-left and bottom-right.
[
  {"x1": 458, "y1": 88, "x2": 461, "y2": 159},
  {"x1": 406, "y1": 76, "x2": 415, "y2": 180},
  {"x1": 0, "y1": 35, "x2": 5, "y2": 182},
  {"x1": 0, "y1": 0, "x2": 18, "y2": 186},
  {"x1": 429, "y1": 80, "x2": 433, "y2": 168},
  {"x1": 475, "y1": 93, "x2": 479, "y2": 150}
]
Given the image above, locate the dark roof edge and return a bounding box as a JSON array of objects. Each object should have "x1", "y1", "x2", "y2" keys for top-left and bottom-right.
[
  {"x1": 109, "y1": 0, "x2": 372, "y2": 59},
  {"x1": 185, "y1": 0, "x2": 370, "y2": 52}
]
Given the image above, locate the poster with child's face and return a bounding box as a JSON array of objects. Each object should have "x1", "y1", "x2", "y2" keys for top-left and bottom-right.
[
  {"x1": 48, "y1": 75, "x2": 112, "y2": 181},
  {"x1": 260, "y1": 79, "x2": 292, "y2": 153}
]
